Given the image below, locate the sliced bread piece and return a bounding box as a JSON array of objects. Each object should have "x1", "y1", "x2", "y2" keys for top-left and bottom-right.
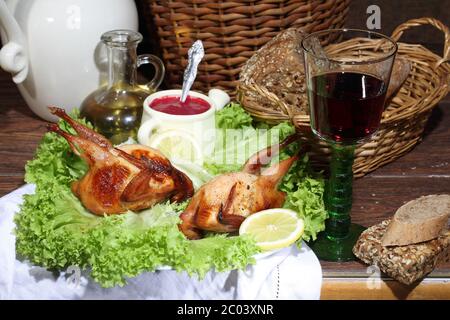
[
  {"x1": 353, "y1": 220, "x2": 450, "y2": 285},
  {"x1": 381, "y1": 194, "x2": 450, "y2": 247}
]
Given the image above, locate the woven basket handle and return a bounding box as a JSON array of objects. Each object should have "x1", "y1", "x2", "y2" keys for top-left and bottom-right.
[{"x1": 391, "y1": 17, "x2": 450, "y2": 68}]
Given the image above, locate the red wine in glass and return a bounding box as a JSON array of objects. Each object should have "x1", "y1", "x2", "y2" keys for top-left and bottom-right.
[
  {"x1": 302, "y1": 29, "x2": 397, "y2": 262},
  {"x1": 308, "y1": 71, "x2": 387, "y2": 144}
]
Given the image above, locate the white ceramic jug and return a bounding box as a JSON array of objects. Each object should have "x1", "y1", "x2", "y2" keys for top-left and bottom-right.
[{"x1": 0, "y1": 0, "x2": 139, "y2": 121}]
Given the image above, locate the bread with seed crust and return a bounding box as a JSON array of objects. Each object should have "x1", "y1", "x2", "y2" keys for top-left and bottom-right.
[{"x1": 353, "y1": 220, "x2": 450, "y2": 285}]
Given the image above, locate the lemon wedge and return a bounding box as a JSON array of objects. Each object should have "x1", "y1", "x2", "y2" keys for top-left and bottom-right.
[
  {"x1": 149, "y1": 130, "x2": 203, "y2": 165},
  {"x1": 239, "y1": 209, "x2": 304, "y2": 251}
]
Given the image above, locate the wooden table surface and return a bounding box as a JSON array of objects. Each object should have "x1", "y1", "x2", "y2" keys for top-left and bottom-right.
[{"x1": 1, "y1": 68, "x2": 449, "y2": 299}]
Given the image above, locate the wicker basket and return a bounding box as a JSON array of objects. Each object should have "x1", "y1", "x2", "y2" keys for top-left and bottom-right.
[
  {"x1": 238, "y1": 18, "x2": 450, "y2": 177},
  {"x1": 143, "y1": 0, "x2": 350, "y2": 94}
]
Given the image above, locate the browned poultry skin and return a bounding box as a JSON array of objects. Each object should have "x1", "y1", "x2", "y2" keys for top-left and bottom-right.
[
  {"x1": 47, "y1": 107, "x2": 193, "y2": 215},
  {"x1": 179, "y1": 134, "x2": 301, "y2": 239}
]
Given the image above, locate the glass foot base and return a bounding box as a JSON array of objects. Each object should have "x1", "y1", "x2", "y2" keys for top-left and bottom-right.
[{"x1": 309, "y1": 224, "x2": 366, "y2": 262}]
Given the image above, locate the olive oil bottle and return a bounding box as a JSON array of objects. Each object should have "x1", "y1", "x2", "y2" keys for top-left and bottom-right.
[{"x1": 80, "y1": 30, "x2": 165, "y2": 145}]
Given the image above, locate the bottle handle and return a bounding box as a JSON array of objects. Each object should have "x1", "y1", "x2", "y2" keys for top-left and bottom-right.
[
  {"x1": 138, "y1": 117, "x2": 159, "y2": 146},
  {"x1": 137, "y1": 54, "x2": 165, "y2": 92}
]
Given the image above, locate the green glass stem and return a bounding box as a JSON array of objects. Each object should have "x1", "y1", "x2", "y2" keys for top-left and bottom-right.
[
  {"x1": 309, "y1": 142, "x2": 365, "y2": 262},
  {"x1": 325, "y1": 143, "x2": 355, "y2": 239}
]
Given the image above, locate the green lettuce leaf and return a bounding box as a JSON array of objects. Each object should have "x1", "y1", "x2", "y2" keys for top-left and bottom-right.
[
  {"x1": 215, "y1": 102, "x2": 253, "y2": 129},
  {"x1": 279, "y1": 156, "x2": 328, "y2": 242},
  {"x1": 204, "y1": 122, "x2": 295, "y2": 175}
]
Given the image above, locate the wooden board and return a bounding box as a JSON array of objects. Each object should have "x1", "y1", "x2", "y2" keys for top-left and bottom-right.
[{"x1": 322, "y1": 278, "x2": 450, "y2": 300}]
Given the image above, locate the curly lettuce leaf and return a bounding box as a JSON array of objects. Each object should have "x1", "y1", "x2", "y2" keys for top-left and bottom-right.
[
  {"x1": 215, "y1": 102, "x2": 253, "y2": 129},
  {"x1": 204, "y1": 122, "x2": 295, "y2": 175},
  {"x1": 279, "y1": 156, "x2": 327, "y2": 242}
]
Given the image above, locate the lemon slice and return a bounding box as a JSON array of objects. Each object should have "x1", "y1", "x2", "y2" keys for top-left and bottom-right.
[
  {"x1": 239, "y1": 209, "x2": 304, "y2": 251},
  {"x1": 149, "y1": 130, "x2": 203, "y2": 165}
]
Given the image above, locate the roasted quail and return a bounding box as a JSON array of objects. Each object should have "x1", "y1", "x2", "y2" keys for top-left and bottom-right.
[
  {"x1": 48, "y1": 107, "x2": 193, "y2": 215},
  {"x1": 179, "y1": 134, "x2": 301, "y2": 239}
]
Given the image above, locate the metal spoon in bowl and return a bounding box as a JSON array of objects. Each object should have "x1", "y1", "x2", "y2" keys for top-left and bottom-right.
[{"x1": 180, "y1": 40, "x2": 205, "y2": 103}]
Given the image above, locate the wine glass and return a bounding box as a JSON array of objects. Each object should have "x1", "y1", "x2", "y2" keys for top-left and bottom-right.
[{"x1": 301, "y1": 29, "x2": 398, "y2": 261}]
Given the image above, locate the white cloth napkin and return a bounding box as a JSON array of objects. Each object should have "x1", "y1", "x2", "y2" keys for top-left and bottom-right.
[{"x1": 0, "y1": 184, "x2": 322, "y2": 300}]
